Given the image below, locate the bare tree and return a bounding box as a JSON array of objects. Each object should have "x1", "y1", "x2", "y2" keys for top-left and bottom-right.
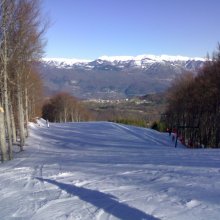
[
  {"x1": 42, "y1": 93, "x2": 91, "y2": 123},
  {"x1": 0, "y1": 0, "x2": 47, "y2": 160},
  {"x1": 0, "y1": 0, "x2": 15, "y2": 159},
  {"x1": 164, "y1": 46, "x2": 220, "y2": 148},
  {"x1": 10, "y1": 0, "x2": 47, "y2": 150}
]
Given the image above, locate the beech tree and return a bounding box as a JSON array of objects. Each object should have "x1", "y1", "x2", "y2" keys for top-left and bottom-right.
[
  {"x1": 12, "y1": 0, "x2": 46, "y2": 149},
  {"x1": 0, "y1": 0, "x2": 46, "y2": 161},
  {"x1": 42, "y1": 93, "x2": 91, "y2": 123},
  {"x1": 0, "y1": 0, "x2": 14, "y2": 159}
]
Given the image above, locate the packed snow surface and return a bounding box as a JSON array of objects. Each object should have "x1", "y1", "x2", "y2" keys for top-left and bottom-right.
[{"x1": 0, "y1": 119, "x2": 220, "y2": 220}]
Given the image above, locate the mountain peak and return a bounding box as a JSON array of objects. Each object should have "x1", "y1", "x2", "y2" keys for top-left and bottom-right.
[
  {"x1": 98, "y1": 54, "x2": 205, "y2": 62},
  {"x1": 42, "y1": 57, "x2": 92, "y2": 65},
  {"x1": 43, "y1": 54, "x2": 205, "y2": 66},
  {"x1": 40, "y1": 54, "x2": 205, "y2": 100}
]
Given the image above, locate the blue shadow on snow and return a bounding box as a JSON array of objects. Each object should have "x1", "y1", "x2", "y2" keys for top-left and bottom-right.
[{"x1": 36, "y1": 177, "x2": 160, "y2": 220}]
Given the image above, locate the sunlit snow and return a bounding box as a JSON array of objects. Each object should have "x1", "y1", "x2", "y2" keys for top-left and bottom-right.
[
  {"x1": 0, "y1": 119, "x2": 219, "y2": 220},
  {"x1": 99, "y1": 54, "x2": 205, "y2": 63},
  {"x1": 42, "y1": 54, "x2": 205, "y2": 69}
]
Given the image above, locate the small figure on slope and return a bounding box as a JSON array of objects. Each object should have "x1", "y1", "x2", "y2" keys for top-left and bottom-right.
[{"x1": 46, "y1": 119, "x2": 50, "y2": 128}]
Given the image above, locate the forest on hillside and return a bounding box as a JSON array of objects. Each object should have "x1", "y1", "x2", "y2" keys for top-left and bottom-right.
[{"x1": 164, "y1": 46, "x2": 220, "y2": 148}]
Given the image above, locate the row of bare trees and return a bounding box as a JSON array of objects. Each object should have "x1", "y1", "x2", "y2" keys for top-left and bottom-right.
[
  {"x1": 164, "y1": 47, "x2": 220, "y2": 148},
  {"x1": 42, "y1": 92, "x2": 92, "y2": 123},
  {"x1": 0, "y1": 0, "x2": 46, "y2": 161}
]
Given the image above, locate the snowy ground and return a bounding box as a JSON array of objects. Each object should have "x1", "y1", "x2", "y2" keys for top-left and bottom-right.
[{"x1": 0, "y1": 119, "x2": 220, "y2": 220}]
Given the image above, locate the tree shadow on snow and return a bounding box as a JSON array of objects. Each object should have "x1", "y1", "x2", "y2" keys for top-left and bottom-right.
[{"x1": 36, "y1": 177, "x2": 160, "y2": 220}]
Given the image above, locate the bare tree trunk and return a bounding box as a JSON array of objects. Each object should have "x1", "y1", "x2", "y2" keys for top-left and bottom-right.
[
  {"x1": 17, "y1": 85, "x2": 25, "y2": 151},
  {"x1": 0, "y1": 106, "x2": 7, "y2": 162},
  {"x1": 29, "y1": 94, "x2": 36, "y2": 120},
  {"x1": 3, "y1": 85, "x2": 13, "y2": 159},
  {"x1": 64, "y1": 107, "x2": 67, "y2": 122},
  {"x1": 2, "y1": 0, "x2": 13, "y2": 159},
  {"x1": 71, "y1": 111, "x2": 74, "y2": 122},
  {"x1": 24, "y1": 87, "x2": 29, "y2": 137},
  {"x1": 10, "y1": 103, "x2": 17, "y2": 144}
]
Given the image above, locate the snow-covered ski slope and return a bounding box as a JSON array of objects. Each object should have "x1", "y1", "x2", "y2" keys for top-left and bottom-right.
[{"x1": 0, "y1": 119, "x2": 220, "y2": 220}]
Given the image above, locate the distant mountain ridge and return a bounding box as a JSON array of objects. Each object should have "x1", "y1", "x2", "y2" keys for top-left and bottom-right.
[{"x1": 39, "y1": 55, "x2": 205, "y2": 99}]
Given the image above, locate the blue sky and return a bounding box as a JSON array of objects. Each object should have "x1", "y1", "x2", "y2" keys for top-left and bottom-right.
[{"x1": 42, "y1": 0, "x2": 220, "y2": 59}]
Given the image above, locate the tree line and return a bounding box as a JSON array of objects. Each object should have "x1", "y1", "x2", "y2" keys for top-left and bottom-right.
[
  {"x1": 0, "y1": 0, "x2": 46, "y2": 161},
  {"x1": 164, "y1": 46, "x2": 220, "y2": 148},
  {"x1": 42, "y1": 92, "x2": 92, "y2": 123}
]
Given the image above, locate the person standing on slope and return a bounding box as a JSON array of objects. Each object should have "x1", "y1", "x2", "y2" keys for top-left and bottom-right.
[{"x1": 46, "y1": 119, "x2": 50, "y2": 128}]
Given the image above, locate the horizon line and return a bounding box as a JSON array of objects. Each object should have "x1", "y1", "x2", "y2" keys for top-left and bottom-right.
[{"x1": 42, "y1": 54, "x2": 206, "y2": 62}]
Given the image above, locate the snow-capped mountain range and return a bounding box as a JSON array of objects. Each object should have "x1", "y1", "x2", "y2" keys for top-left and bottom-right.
[
  {"x1": 42, "y1": 54, "x2": 204, "y2": 70},
  {"x1": 39, "y1": 55, "x2": 205, "y2": 99}
]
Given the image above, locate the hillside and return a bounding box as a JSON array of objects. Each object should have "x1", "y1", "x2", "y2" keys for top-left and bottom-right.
[
  {"x1": 0, "y1": 119, "x2": 219, "y2": 220},
  {"x1": 39, "y1": 55, "x2": 204, "y2": 99},
  {"x1": 84, "y1": 93, "x2": 167, "y2": 123}
]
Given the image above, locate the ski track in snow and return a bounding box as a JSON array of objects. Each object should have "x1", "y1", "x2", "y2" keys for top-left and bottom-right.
[{"x1": 0, "y1": 119, "x2": 220, "y2": 220}]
